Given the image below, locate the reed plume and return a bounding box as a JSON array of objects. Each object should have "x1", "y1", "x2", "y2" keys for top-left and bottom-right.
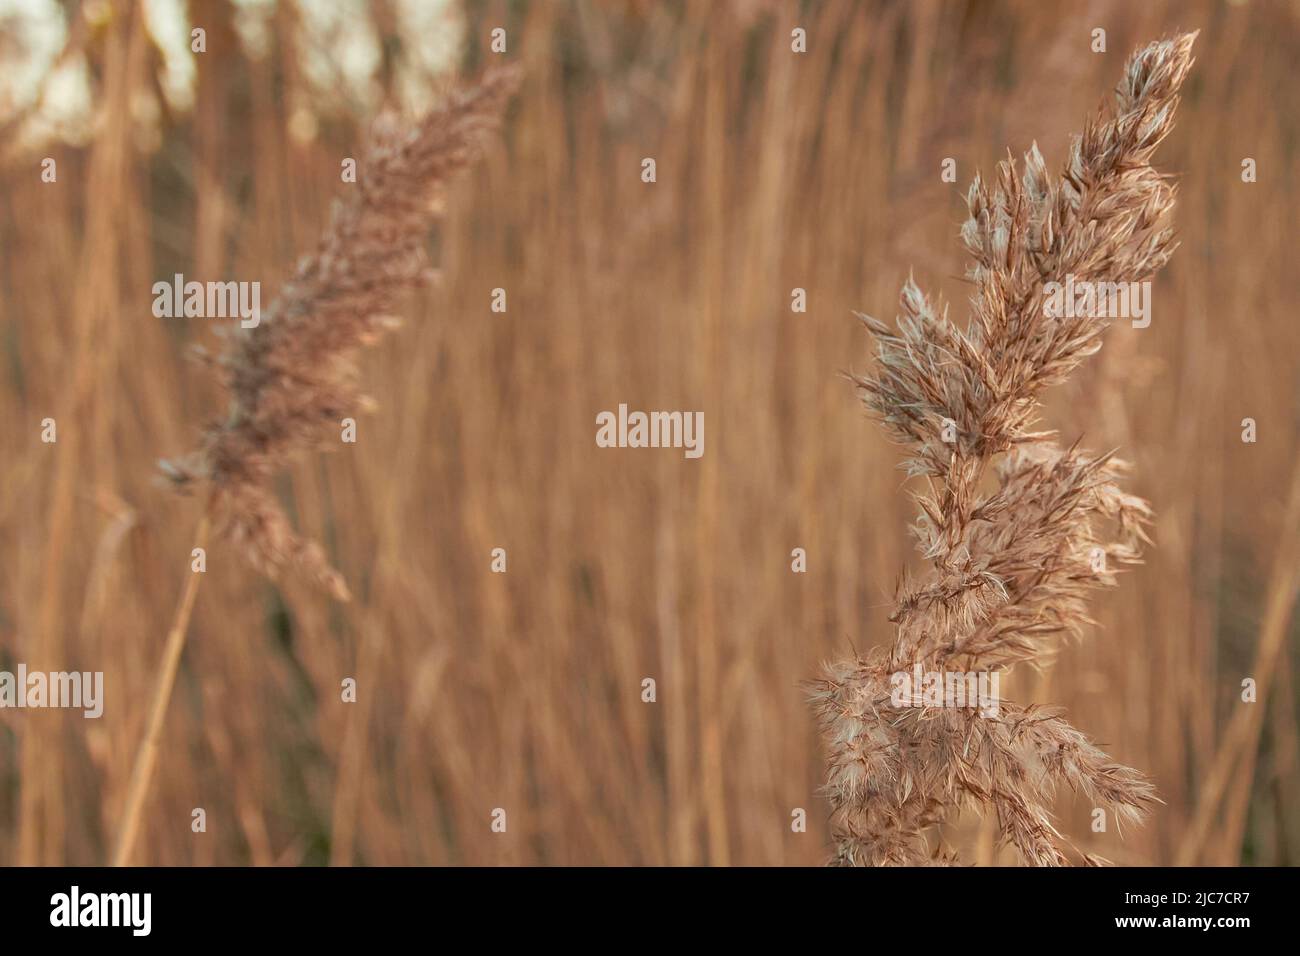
[
  {"x1": 809, "y1": 33, "x2": 1196, "y2": 866},
  {"x1": 113, "y1": 65, "x2": 520, "y2": 866},
  {"x1": 162, "y1": 64, "x2": 520, "y2": 600}
]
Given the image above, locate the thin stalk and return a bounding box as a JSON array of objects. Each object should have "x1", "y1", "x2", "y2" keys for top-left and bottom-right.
[{"x1": 112, "y1": 510, "x2": 212, "y2": 867}]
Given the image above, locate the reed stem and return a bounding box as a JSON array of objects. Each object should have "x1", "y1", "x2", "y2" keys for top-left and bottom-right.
[{"x1": 112, "y1": 511, "x2": 212, "y2": 867}]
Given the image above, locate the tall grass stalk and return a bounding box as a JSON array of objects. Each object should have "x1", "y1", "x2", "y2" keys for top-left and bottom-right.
[
  {"x1": 810, "y1": 33, "x2": 1197, "y2": 866},
  {"x1": 111, "y1": 67, "x2": 519, "y2": 866}
]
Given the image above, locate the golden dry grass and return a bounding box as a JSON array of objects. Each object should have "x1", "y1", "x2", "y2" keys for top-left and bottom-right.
[{"x1": 0, "y1": 0, "x2": 1297, "y2": 865}]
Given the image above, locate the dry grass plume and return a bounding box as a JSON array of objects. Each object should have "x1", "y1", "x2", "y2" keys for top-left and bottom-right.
[
  {"x1": 112, "y1": 65, "x2": 519, "y2": 865},
  {"x1": 809, "y1": 32, "x2": 1197, "y2": 867}
]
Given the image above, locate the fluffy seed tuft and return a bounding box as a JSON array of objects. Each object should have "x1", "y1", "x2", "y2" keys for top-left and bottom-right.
[
  {"x1": 813, "y1": 34, "x2": 1194, "y2": 866},
  {"x1": 163, "y1": 67, "x2": 521, "y2": 600}
]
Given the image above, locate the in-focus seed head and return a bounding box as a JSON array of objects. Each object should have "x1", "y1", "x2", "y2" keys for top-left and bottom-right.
[{"x1": 814, "y1": 34, "x2": 1195, "y2": 866}]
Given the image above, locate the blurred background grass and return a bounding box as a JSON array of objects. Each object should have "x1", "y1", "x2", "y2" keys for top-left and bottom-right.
[{"x1": 1, "y1": 0, "x2": 1298, "y2": 865}]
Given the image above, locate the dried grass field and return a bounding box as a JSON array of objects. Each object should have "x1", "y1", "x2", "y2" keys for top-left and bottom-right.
[{"x1": 1, "y1": 0, "x2": 1298, "y2": 866}]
